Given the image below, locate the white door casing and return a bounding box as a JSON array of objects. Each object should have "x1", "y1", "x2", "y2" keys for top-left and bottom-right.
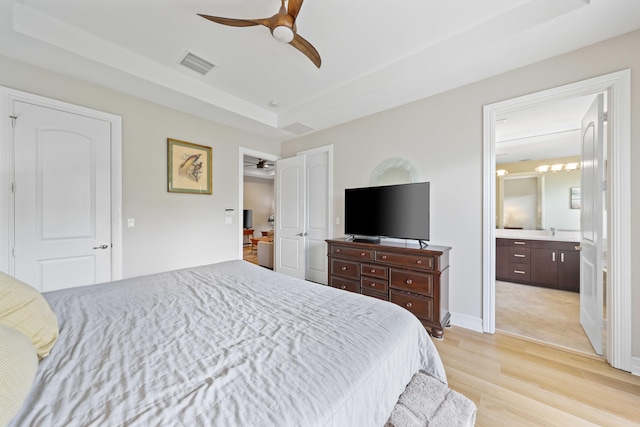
[
  {"x1": 13, "y1": 101, "x2": 112, "y2": 291},
  {"x1": 579, "y1": 94, "x2": 605, "y2": 355},
  {"x1": 275, "y1": 155, "x2": 306, "y2": 279}
]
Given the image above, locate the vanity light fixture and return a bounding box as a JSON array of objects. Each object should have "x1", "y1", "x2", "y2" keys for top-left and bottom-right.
[
  {"x1": 534, "y1": 165, "x2": 550, "y2": 173},
  {"x1": 551, "y1": 164, "x2": 564, "y2": 173},
  {"x1": 496, "y1": 169, "x2": 509, "y2": 177},
  {"x1": 565, "y1": 162, "x2": 580, "y2": 172}
]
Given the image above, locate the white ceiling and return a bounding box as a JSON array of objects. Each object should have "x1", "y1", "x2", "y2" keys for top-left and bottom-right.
[{"x1": 1, "y1": 0, "x2": 639, "y2": 142}]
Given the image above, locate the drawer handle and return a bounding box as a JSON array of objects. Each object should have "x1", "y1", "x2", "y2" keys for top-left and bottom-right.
[
  {"x1": 514, "y1": 241, "x2": 526, "y2": 245},
  {"x1": 341, "y1": 266, "x2": 347, "y2": 271},
  {"x1": 406, "y1": 302, "x2": 413, "y2": 308},
  {"x1": 371, "y1": 283, "x2": 376, "y2": 287},
  {"x1": 341, "y1": 285, "x2": 346, "y2": 290},
  {"x1": 513, "y1": 254, "x2": 525, "y2": 258},
  {"x1": 514, "y1": 270, "x2": 526, "y2": 274},
  {"x1": 561, "y1": 253, "x2": 564, "y2": 263},
  {"x1": 336, "y1": 249, "x2": 341, "y2": 252},
  {"x1": 406, "y1": 279, "x2": 413, "y2": 285},
  {"x1": 381, "y1": 255, "x2": 387, "y2": 260},
  {"x1": 361, "y1": 252, "x2": 366, "y2": 256},
  {"x1": 416, "y1": 260, "x2": 422, "y2": 264},
  {"x1": 370, "y1": 269, "x2": 376, "y2": 273}
]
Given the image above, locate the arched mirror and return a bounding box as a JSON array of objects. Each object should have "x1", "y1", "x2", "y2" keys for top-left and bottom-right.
[{"x1": 370, "y1": 157, "x2": 420, "y2": 186}]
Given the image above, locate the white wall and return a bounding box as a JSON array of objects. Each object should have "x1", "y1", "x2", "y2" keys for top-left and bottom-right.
[
  {"x1": 243, "y1": 176, "x2": 275, "y2": 238},
  {"x1": 544, "y1": 172, "x2": 581, "y2": 231},
  {"x1": 282, "y1": 30, "x2": 640, "y2": 357},
  {"x1": 0, "y1": 54, "x2": 279, "y2": 278}
]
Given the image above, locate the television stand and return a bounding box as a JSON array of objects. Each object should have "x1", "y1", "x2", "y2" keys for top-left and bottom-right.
[{"x1": 327, "y1": 238, "x2": 451, "y2": 338}]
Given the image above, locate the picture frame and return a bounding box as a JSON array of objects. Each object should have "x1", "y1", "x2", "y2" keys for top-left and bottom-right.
[
  {"x1": 167, "y1": 138, "x2": 212, "y2": 194},
  {"x1": 570, "y1": 187, "x2": 581, "y2": 209}
]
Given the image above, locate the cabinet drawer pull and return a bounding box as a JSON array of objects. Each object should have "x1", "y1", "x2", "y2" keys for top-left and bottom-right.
[
  {"x1": 341, "y1": 285, "x2": 347, "y2": 290},
  {"x1": 341, "y1": 266, "x2": 347, "y2": 271},
  {"x1": 336, "y1": 249, "x2": 341, "y2": 252},
  {"x1": 406, "y1": 279, "x2": 413, "y2": 285},
  {"x1": 371, "y1": 283, "x2": 376, "y2": 287},
  {"x1": 513, "y1": 254, "x2": 525, "y2": 258},
  {"x1": 514, "y1": 241, "x2": 526, "y2": 245},
  {"x1": 552, "y1": 252, "x2": 556, "y2": 262},
  {"x1": 361, "y1": 252, "x2": 366, "y2": 256},
  {"x1": 381, "y1": 255, "x2": 387, "y2": 260},
  {"x1": 513, "y1": 270, "x2": 526, "y2": 274},
  {"x1": 406, "y1": 302, "x2": 413, "y2": 308},
  {"x1": 561, "y1": 253, "x2": 565, "y2": 263},
  {"x1": 416, "y1": 260, "x2": 422, "y2": 264},
  {"x1": 370, "y1": 269, "x2": 376, "y2": 273}
]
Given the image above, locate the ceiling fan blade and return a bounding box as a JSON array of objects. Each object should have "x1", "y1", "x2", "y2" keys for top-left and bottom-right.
[
  {"x1": 290, "y1": 34, "x2": 321, "y2": 68},
  {"x1": 287, "y1": 0, "x2": 304, "y2": 20},
  {"x1": 198, "y1": 14, "x2": 269, "y2": 28}
]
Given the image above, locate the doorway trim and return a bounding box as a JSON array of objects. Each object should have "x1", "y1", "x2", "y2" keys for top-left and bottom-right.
[
  {"x1": 482, "y1": 70, "x2": 631, "y2": 371},
  {"x1": 237, "y1": 147, "x2": 280, "y2": 260},
  {"x1": 0, "y1": 86, "x2": 123, "y2": 280}
]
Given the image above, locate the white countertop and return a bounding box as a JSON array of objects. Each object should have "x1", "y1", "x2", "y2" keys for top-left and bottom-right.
[{"x1": 495, "y1": 229, "x2": 580, "y2": 242}]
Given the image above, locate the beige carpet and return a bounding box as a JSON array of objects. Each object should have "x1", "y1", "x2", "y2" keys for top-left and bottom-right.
[{"x1": 496, "y1": 281, "x2": 597, "y2": 356}]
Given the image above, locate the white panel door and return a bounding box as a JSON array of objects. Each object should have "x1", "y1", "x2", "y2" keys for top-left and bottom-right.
[
  {"x1": 580, "y1": 94, "x2": 605, "y2": 355},
  {"x1": 13, "y1": 101, "x2": 112, "y2": 291},
  {"x1": 304, "y1": 152, "x2": 329, "y2": 284},
  {"x1": 275, "y1": 155, "x2": 306, "y2": 279}
]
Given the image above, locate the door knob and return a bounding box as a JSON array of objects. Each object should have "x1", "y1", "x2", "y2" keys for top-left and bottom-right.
[{"x1": 93, "y1": 244, "x2": 109, "y2": 249}]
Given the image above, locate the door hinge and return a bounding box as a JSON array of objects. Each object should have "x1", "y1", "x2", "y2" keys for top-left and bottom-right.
[
  {"x1": 9, "y1": 115, "x2": 18, "y2": 127},
  {"x1": 11, "y1": 247, "x2": 15, "y2": 257},
  {"x1": 602, "y1": 112, "x2": 608, "y2": 123},
  {"x1": 602, "y1": 180, "x2": 608, "y2": 192},
  {"x1": 11, "y1": 182, "x2": 16, "y2": 193}
]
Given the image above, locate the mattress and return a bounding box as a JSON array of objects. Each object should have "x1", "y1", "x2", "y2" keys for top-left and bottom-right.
[{"x1": 11, "y1": 260, "x2": 446, "y2": 426}]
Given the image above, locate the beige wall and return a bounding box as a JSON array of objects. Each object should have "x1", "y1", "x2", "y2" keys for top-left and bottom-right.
[
  {"x1": 243, "y1": 176, "x2": 275, "y2": 238},
  {"x1": 282, "y1": 30, "x2": 640, "y2": 358},
  {"x1": 0, "y1": 54, "x2": 279, "y2": 278}
]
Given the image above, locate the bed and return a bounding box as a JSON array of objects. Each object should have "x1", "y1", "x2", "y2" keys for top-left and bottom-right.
[{"x1": 5, "y1": 260, "x2": 446, "y2": 426}]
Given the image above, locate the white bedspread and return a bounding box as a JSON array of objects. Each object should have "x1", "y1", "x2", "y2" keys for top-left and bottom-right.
[{"x1": 11, "y1": 260, "x2": 446, "y2": 427}]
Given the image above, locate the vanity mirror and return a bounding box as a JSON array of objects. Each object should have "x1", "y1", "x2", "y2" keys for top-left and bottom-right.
[{"x1": 370, "y1": 157, "x2": 420, "y2": 186}]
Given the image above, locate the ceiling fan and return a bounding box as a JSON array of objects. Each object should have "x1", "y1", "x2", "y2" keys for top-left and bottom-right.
[
  {"x1": 244, "y1": 158, "x2": 274, "y2": 169},
  {"x1": 198, "y1": 0, "x2": 321, "y2": 68}
]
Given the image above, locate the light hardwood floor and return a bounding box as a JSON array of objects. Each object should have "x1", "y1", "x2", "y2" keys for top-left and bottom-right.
[{"x1": 433, "y1": 326, "x2": 640, "y2": 426}]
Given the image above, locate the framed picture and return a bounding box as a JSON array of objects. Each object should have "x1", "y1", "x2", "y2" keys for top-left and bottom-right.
[
  {"x1": 167, "y1": 138, "x2": 212, "y2": 194},
  {"x1": 570, "y1": 187, "x2": 581, "y2": 209}
]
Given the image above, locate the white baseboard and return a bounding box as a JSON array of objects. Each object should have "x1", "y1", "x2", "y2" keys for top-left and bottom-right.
[
  {"x1": 450, "y1": 312, "x2": 483, "y2": 333},
  {"x1": 632, "y1": 356, "x2": 640, "y2": 377}
]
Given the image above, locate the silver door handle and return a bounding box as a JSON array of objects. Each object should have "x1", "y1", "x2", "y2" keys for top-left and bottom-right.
[
  {"x1": 575, "y1": 245, "x2": 582, "y2": 251},
  {"x1": 93, "y1": 244, "x2": 109, "y2": 249},
  {"x1": 296, "y1": 232, "x2": 308, "y2": 236}
]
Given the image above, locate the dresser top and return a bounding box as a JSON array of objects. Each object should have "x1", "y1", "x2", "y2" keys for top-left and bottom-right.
[{"x1": 327, "y1": 237, "x2": 451, "y2": 255}]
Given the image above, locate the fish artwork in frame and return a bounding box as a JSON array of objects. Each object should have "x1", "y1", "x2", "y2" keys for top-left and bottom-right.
[{"x1": 167, "y1": 138, "x2": 212, "y2": 194}]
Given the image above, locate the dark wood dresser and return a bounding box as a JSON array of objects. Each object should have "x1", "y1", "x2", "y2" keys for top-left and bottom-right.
[{"x1": 326, "y1": 238, "x2": 451, "y2": 338}]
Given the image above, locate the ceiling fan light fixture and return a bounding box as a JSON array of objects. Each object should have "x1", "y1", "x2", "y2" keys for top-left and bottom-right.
[{"x1": 272, "y1": 26, "x2": 294, "y2": 43}]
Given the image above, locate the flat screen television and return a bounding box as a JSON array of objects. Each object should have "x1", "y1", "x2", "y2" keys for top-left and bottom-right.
[
  {"x1": 344, "y1": 182, "x2": 430, "y2": 244},
  {"x1": 243, "y1": 209, "x2": 252, "y2": 229}
]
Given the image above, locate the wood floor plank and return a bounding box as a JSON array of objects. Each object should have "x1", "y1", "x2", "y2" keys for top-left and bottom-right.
[{"x1": 433, "y1": 326, "x2": 640, "y2": 426}]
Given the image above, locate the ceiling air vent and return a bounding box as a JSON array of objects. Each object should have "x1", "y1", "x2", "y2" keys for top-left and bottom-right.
[
  {"x1": 180, "y1": 52, "x2": 215, "y2": 75},
  {"x1": 282, "y1": 122, "x2": 314, "y2": 135}
]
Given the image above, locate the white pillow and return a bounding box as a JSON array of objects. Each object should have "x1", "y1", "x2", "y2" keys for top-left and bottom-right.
[
  {"x1": 0, "y1": 271, "x2": 59, "y2": 359},
  {"x1": 0, "y1": 325, "x2": 38, "y2": 427}
]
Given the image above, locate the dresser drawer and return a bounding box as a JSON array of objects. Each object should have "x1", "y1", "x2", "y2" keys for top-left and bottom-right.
[
  {"x1": 361, "y1": 277, "x2": 389, "y2": 293},
  {"x1": 389, "y1": 268, "x2": 434, "y2": 296},
  {"x1": 508, "y1": 247, "x2": 530, "y2": 265},
  {"x1": 390, "y1": 289, "x2": 433, "y2": 321},
  {"x1": 330, "y1": 245, "x2": 373, "y2": 260},
  {"x1": 361, "y1": 263, "x2": 388, "y2": 279},
  {"x1": 330, "y1": 276, "x2": 360, "y2": 293},
  {"x1": 330, "y1": 259, "x2": 360, "y2": 280},
  {"x1": 508, "y1": 264, "x2": 531, "y2": 281},
  {"x1": 362, "y1": 287, "x2": 388, "y2": 301},
  {"x1": 376, "y1": 251, "x2": 434, "y2": 270}
]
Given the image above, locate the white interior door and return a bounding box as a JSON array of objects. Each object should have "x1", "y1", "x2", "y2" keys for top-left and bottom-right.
[
  {"x1": 303, "y1": 151, "x2": 329, "y2": 284},
  {"x1": 13, "y1": 101, "x2": 112, "y2": 291},
  {"x1": 579, "y1": 93, "x2": 605, "y2": 355},
  {"x1": 275, "y1": 155, "x2": 306, "y2": 279}
]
